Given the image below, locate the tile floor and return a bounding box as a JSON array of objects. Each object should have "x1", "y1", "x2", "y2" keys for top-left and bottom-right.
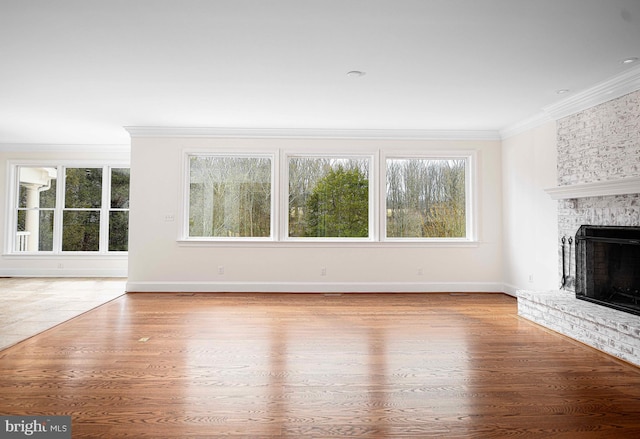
[{"x1": 0, "y1": 277, "x2": 126, "y2": 351}]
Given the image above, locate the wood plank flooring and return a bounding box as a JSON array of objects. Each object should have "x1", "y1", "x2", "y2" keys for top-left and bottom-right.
[{"x1": 1, "y1": 292, "x2": 640, "y2": 438}]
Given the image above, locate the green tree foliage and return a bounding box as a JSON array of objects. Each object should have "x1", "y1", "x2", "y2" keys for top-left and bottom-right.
[
  {"x1": 288, "y1": 158, "x2": 330, "y2": 237},
  {"x1": 109, "y1": 211, "x2": 129, "y2": 251},
  {"x1": 109, "y1": 168, "x2": 130, "y2": 251},
  {"x1": 110, "y1": 168, "x2": 130, "y2": 209},
  {"x1": 62, "y1": 168, "x2": 102, "y2": 251},
  {"x1": 65, "y1": 168, "x2": 102, "y2": 208},
  {"x1": 304, "y1": 166, "x2": 369, "y2": 237},
  {"x1": 62, "y1": 211, "x2": 100, "y2": 251}
]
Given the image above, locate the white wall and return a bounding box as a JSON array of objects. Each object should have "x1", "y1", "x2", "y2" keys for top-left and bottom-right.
[
  {"x1": 127, "y1": 136, "x2": 504, "y2": 293},
  {"x1": 0, "y1": 148, "x2": 129, "y2": 277},
  {"x1": 501, "y1": 121, "x2": 559, "y2": 293}
]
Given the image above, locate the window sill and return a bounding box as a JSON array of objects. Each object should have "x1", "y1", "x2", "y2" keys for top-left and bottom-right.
[{"x1": 176, "y1": 239, "x2": 479, "y2": 248}]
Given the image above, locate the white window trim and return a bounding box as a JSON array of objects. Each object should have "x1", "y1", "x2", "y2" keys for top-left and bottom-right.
[
  {"x1": 177, "y1": 148, "x2": 479, "y2": 246},
  {"x1": 5, "y1": 159, "x2": 130, "y2": 256},
  {"x1": 381, "y1": 150, "x2": 477, "y2": 243},
  {"x1": 282, "y1": 151, "x2": 378, "y2": 242}
]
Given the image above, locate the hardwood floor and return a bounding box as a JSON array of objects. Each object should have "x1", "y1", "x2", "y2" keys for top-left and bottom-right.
[{"x1": 1, "y1": 292, "x2": 640, "y2": 438}]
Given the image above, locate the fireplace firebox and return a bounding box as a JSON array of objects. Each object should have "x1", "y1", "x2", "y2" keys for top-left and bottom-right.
[{"x1": 575, "y1": 225, "x2": 640, "y2": 316}]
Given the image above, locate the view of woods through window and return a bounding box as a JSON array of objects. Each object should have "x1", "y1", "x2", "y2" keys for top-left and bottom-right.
[
  {"x1": 187, "y1": 153, "x2": 469, "y2": 241},
  {"x1": 108, "y1": 168, "x2": 131, "y2": 251},
  {"x1": 189, "y1": 156, "x2": 272, "y2": 238},
  {"x1": 63, "y1": 167, "x2": 102, "y2": 251},
  {"x1": 288, "y1": 157, "x2": 369, "y2": 238},
  {"x1": 386, "y1": 159, "x2": 466, "y2": 238}
]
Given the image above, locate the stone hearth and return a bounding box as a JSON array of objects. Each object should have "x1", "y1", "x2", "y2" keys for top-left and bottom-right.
[{"x1": 518, "y1": 289, "x2": 640, "y2": 367}]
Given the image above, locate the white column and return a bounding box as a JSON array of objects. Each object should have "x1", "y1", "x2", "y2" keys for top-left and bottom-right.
[{"x1": 24, "y1": 183, "x2": 40, "y2": 252}]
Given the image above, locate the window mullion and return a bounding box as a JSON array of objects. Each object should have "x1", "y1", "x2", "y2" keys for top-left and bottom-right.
[
  {"x1": 100, "y1": 165, "x2": 110, "y2": 253},
  {"x1": 272, "y1": 149, "x2": 280, "y2": 241},
  {"x1": 278, "y1": 150, "x2": 288, "y2": 241}
]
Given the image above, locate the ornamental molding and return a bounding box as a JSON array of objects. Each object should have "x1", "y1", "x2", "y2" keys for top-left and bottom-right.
[
  {"x1": 542, "y1": 65, "x2": 640, "y2": 121},
  {"x1": 0, "y1": 143, "x2": 130, "y2": 153},
  {"x1": 500, "y1": 64, "x2": 640, "y2": 138},
  {"x1": 124, "y1": 127, "x2": 501, "y2": 141}
]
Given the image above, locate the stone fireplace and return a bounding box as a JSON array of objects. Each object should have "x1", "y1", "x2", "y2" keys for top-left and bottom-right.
[{"x1": 518, "y1": 88, "x2": 640, "y2": 367}]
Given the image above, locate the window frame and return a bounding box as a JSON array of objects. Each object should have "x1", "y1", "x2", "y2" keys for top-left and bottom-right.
[
  {"x1": 61, "y1": 166, "x2": 105, "y2": 252},
  {"x1": 282, "y1": 152, "x2": 377, "y2": 242},
  {"x1": 179, "y1": 148, "x2": 477, "y2": 246},
  {"x1": 381, "y1": 150, "x2": 476, "y2": 243},
  {"x1": 107, "y1": 167, "x2": 131, "y2": 252},
  {"x1": 5, "y1": 160, "x2": 130, "y2": 255}
]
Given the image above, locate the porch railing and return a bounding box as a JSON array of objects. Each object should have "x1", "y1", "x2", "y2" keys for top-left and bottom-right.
[{"x1": 16, "y1": 231, "x2": 30, "y2": 251}]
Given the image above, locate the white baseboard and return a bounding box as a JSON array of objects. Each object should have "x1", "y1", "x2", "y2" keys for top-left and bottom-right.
[
  {"x1": 0, "y1": 268, "x2": 127, "y2": 277},
  {"x1": 501, "y1": 283, "x2": 519, "y2": 297},
  {"x1": 125, "y1": 281, "x2": 506, "y2": 293}
]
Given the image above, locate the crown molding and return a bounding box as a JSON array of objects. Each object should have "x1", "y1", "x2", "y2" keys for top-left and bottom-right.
[
  {"x1": 500, "y1": 65, "x2": 640, "y2": 139},
  {"x1": 542, "y1": 64, "x2": 640, "y2": 121},
  {"x1": 124, "y1": 127, "x2": 501, "y2": 141},
  {"x1": 0, "y1": 143, "x2": 130, "y2": 153},
  {"x1": 545, "y1": 176, "x2": 640, "y2": 200}
]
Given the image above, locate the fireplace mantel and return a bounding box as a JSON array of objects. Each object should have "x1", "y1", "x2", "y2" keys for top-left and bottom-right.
[{"x1": 545, "y1": 176, "x2": 640, "y2": 200}]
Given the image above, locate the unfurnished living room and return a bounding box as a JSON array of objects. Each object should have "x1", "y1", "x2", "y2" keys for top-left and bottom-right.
[{"x1": 1, "y1": 1, "x2": 640, "y2": 438}]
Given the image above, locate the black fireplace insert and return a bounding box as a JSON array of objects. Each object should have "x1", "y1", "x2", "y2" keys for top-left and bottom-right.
[{"x1": 575, "y1": 225, "x2": 640, "y2": 316}]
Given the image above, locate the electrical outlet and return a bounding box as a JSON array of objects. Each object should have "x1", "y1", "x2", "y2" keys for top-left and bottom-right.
[
  {"x1": 321, "y1": 267, "x2": 327, "y2": 276},
  {"x1": 417, "y1": 268, "x2": 424, "y2": 275},
  {"x1": 528, "y1": 274, "x2": 534, "y2": 283},
  {"x1": 218, "y1": 265, "x2": 224, "y2": 275}
]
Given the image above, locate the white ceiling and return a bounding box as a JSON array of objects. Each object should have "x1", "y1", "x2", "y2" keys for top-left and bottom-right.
[{"x1": 1, "y1": 0, "x2": 639, "y2": 145}]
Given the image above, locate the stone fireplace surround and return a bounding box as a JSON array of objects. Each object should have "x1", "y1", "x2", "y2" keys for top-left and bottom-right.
[
  {"x1": 517, "y1": 211, "x2": 640, "y2": 367},
  {"x1": 517, "y1": 89, "x2": 640, "y2": 367}
]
